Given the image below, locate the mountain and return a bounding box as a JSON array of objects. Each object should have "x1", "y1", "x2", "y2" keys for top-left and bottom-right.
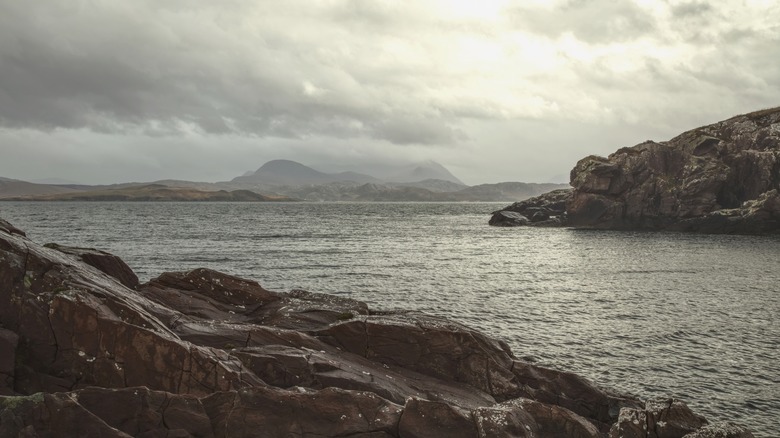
[
  {"x1": 491, "y1": 107, "x2": 780, "y2": 234},
  {"x1": 233, "y1": 160, "x2": 379, "y2": 186},
  {"x1": 3, "y1": 159, "x2": 563, "y2": 203},
  {"x1": 385, "y1": 161, "x2": 465, "y2": 185}
]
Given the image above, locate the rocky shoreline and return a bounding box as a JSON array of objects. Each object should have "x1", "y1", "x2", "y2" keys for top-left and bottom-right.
[
  {"x1": 491, "y1": 108, "x2": 780, "y2": 234},
  {"x1": 0, "y1": 218, "x2": 754, "y2": 437}
]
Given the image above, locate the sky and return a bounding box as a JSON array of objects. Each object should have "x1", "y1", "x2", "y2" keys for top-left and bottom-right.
[{"x1": 1, "y1": 0, "x2": 779, "y2": 185}]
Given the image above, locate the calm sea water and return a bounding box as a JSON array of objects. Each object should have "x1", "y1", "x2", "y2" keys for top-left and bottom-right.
[{"x1": 1, "y1": 202, "x2": 778, "y2": 436}]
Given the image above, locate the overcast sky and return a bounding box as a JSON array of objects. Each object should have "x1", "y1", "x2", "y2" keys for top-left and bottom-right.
[{"x1": 1, "y1": 0, "x2": 778, "y2": 185}]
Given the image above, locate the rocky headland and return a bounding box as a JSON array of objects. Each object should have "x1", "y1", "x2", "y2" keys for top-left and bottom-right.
[
  {"x1": 491, "y1": 107, "x2": 780, "y2": 234},
  {"x1": 0, "y1": 218, "x2": 755, "y2": 437}
]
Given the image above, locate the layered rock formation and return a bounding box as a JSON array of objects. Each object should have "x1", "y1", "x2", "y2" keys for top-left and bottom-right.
[
  {"x1": 491, "y1": 108, "x2": 780, "y2": 234},
  {"x1": 0, "y1": 219, "x2": 753, "y2": 436}
]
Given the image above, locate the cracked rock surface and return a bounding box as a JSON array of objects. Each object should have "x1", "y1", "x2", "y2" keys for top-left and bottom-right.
[
  {"x1": 0, "y1": 219, "x2": 753, "y2": 437},
  {"x1": 491, "y1": 107, "x2": 780, "y2": 234}
]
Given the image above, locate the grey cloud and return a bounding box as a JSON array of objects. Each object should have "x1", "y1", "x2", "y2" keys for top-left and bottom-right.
[
  {"x1": 0, "y1": 0, "x2": 462, "y2": 145},
  {"x1": 670, "y1": 1, "x2": 713, "y2": 18},
  {"x1": 509, "y1": 0, "x2": 656, "y2": 43}
]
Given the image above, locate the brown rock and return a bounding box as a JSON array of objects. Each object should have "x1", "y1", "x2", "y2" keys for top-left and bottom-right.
[
  {"x1": 511, "y1": 360, "x2": 641, "y2": 431},
  {"x1": 566, "y1": 108, "x2": 780, "y2": 233},
  {"x1": 474, "y1": 398, "x2": 601, "y2": 438},
  {"x1": 0, "y1": 392, "x2": 131, "y2": 437},
  {"x1": 0, "y1": 219, "x2": 25, "y2": 237},
  {"x1": 489, "y1": 189, "x2": 571, "y2": 227},
  {"x1": 0, "y1": 329, "x2": 19, "y2": 395},
  {"x1": 44, "y1": 243, "x2": 140, "y2": 289},
  {"x1": 398, "y1": 397, "x2": 478, "y2": 438},
  {"x1": 491, "y1": 107, "x2": 780, "y2": 234},
  {"x1": 683, "y1": 422, "x2": 755, "y2": 438},
  {"x1": 609, "y1": 398, "x2": 709, "y2": 438},
  {"x1": 202, "y1": 387, "x2": 403, "y2": 437}
]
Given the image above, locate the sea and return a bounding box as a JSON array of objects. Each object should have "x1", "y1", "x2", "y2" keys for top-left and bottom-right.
[{"x1": 1, "y1": 201, "x2": 778, "y2": 436}]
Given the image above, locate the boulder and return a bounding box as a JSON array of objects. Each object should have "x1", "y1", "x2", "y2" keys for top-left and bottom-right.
[
  {"x1": 609, "y1": 398, "x2": 708, "y2": 438},
  {"x1": 489, "y1": 210, "x2": 530, "y2": 227},
  {"x1": 489, "y1": 189, "x2": 571, "y2": 227}
]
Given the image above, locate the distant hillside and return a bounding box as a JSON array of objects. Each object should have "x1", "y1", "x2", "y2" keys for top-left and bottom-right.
[
  {"x1": 280, "y1": 181, "x2": 569, "y2": 202},
  {"x1": 389, "y1": 179, "x2": 467, "y2": 192},
  {"x1": 233, "y1": 159, "x2": 465, "y2": 186},
  {"x1": 3, "y1": 160, "x2": 565, "y2": 202},
  {"x1": 456, "y1": 182, "x2": 569, "y2": 201},
  {"x1": 0, "y1": 178, "x2": 85, "y2": 198},
  {"x1": 386, "y1": 161, "x2": 465, "y2": 185},
  {"x1": 3, "y1": 184, "x2": 295, "y2": 202},
  {"x1": 233, "y1": 160, "x2": 379, "y2": 185}
]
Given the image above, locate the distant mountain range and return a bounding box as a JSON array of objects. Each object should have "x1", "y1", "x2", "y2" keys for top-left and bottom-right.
[
  {"x1": 1, "y1": 160, "x2": 569, "y2": 202},
  {"x1": 233, "y1": 159, "x2": 464, "y2": 186}
]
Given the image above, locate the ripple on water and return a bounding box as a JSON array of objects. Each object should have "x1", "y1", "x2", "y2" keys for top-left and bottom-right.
[{"x1": 1, "y1": 202, "x2": 778, "y2": 436}]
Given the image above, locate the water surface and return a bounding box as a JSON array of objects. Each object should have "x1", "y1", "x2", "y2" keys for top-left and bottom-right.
[{"x1": 2, "y1": 202, "x2": 778, "y2": 436}]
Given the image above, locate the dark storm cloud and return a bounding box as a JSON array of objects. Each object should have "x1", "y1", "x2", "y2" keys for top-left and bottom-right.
[{"x1": 0, "y1": 0, "x2": 462, "y2": 144}]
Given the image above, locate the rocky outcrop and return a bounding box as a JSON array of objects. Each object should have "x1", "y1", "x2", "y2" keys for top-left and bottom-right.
[
  {"x1": 608, "y1": 399, "x2": 755, "y2": 438},
  {"x1": 0, "y1": 218, "x2": 753, "y2": 436},
  {"x1": 489, "y1": 188, "x2": 572, "y2": 227},
  {"x1": 491, "y1": 107, "x2": 780, "y2": 234}
]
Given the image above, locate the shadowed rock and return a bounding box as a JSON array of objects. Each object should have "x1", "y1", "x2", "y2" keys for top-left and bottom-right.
[
  {"x1": 491, "y1": 107, "x2": 780, "y2": 234},
  {"x1": 44, "y1": 243, "x2": 140, "y2": 289},
  {"x1": 0, "y1": 218, "x2": 754, "y2": 436}
]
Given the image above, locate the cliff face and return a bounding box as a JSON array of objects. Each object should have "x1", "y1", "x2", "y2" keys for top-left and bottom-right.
[
  {"x1": 0, "y1": 219, "x2": 754, "y2": 437},
  {"x1": 492, "y1": 108, "x2": 780, "y2": 234}
]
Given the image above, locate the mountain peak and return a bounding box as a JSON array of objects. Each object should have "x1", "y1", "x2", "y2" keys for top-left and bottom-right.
[{"x1": 388, "y1": 161, "x2": 465, "y2": 185}]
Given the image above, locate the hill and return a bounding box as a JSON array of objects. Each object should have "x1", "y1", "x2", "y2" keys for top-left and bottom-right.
[
  {"x1": 0, "y1": 178, "x2": 85, "y2": 198},
  {"x1": 232, "y1": 160, "x2": 379, "y2": 185},
  {"x1": 2, "y1": 184, "x2": 295, "y2": 202}
]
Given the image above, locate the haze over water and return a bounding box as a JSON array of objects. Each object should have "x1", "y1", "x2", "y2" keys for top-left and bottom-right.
[{"x1": 2, "y1": 201, "x2": 778, "y2": 436}]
